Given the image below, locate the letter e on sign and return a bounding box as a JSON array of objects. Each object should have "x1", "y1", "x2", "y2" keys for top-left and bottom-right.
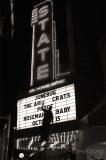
[{"x1": 37, "y1": 64, "x2": 49, "y2": 80}]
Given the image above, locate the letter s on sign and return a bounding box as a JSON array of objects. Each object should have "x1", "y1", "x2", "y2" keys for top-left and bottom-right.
[
  {"x1": 37, "y1": 64, "x2": 49, "y2": 80},
  {"x1": 39, "y1": 5, "x2": 49, "y2": 19}
]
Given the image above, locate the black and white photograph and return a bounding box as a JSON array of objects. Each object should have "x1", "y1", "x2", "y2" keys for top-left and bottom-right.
[{"x1": 0, "y1": 0, "x2": 106, "y2": 160}]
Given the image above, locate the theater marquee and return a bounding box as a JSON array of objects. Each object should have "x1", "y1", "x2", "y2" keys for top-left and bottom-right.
[{"x1": 17, "y1": 84, "x2": 76, "y2": 130}]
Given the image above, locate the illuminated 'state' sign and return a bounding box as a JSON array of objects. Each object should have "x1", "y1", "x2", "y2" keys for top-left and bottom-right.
[
  {"x1": 30, "y1": 0, "x2": 54, "y2": 86},
  {"x1": 17, "y1": 84, "x2": 76, "y2": 130}
]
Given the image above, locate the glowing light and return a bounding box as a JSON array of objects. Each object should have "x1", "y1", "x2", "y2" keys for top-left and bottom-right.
[
  {"x1": 16, "y1": 130, "x2": 79, "y2": 151},
  {"x1": 19, "y1": 153, "x2": 24, "y2": 158}
]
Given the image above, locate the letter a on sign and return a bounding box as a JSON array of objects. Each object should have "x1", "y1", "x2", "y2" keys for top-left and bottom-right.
[{"x1": 37, "y1": 33, "x2": 50, "y2": 47}]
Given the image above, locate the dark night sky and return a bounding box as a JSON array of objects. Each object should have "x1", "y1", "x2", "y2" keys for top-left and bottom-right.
[{"x1": 1, "y1": 0, "x2": 106, "y2": 125}]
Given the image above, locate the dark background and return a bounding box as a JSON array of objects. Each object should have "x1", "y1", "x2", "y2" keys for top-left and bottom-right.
[{"x1": 0, "y1": 0, "x2": 106, "y2": 126}]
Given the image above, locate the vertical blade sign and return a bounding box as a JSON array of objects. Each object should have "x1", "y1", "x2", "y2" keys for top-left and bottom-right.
[{"x1": 31, "y1": 0, "x2": 53, "y2": 86}]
